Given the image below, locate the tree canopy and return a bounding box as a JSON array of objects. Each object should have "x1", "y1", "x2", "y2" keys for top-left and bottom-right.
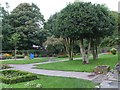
[
  {"x1": 48, "y1": 1, "x2": 116, "y2": 62},
  {"x1": 9, "y1": 3, "x2": 45, "y2": 49}
]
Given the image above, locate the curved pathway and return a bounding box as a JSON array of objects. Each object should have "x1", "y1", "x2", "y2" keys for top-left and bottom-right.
[
  {"x1": 8, "y1": 60, "x2": 99, "y2": 81},
  {"x1": 5, "y1": 54, "x2": 106, "y2": 81}
]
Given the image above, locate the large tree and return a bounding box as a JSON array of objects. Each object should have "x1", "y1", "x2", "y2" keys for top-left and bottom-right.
[
  {"x1": 99, "y1": 11, "x2": 119, "y2": 49},
  {"x1": 9, "y1": 3, "x2": 45, "y2": 49},
  {"x1": 44, "y1": 13, "x2": 59, "y2": 36},
  {"x1": 9, "y1": 33, "x2": 20, "y2": 60},
  {"x1": 1, "y1": 3, "x2": 13, "y2": 50},
  {"x1": 91, "y1": 5, "x2": 116, "y2": 60},
  {"x1": 55, "y1": 2, "x2": 116, "y2": 63}
]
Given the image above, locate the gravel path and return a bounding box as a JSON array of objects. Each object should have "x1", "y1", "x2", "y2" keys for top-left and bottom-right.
[
  {"x1": 3, "y1": 53, "x2": 106, "y2": 81},
  {"x1": 8, "y1": 60, "x2": 99, "y2": 81}
]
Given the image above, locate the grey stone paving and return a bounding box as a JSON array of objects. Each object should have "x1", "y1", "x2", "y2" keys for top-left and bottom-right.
[
  {"x1": 9, "y1": 62, "x2": 98, "y2": 81},
  {"x1": 99, "y1": 68, "x2": 119, "y2": 89},
  {"x1": 7, "y1": 55, "x2": 108, "y2": 81}
]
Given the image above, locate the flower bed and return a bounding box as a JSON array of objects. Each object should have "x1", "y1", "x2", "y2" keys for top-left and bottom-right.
[{"x1": 0, "y1": 70, "x2": 38, "y2": 84}]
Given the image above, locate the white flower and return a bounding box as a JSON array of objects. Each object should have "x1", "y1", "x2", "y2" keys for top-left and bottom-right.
[{"x1": 36, "y1": 84, "x2": 42, "y2": 88}]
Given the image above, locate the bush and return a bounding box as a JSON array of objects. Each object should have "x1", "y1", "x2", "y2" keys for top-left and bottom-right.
[
  {"x1": 0, "y1": 70, "x2": 38, "y2": 84},
  {"x1": 110, "y1": 48, "x2": 117, "y2": 55},
  {"x1": 57, "y1": 55, "x2": 68, "y2": 58},
  {"x1": 16, "y1": 55, "x2": 24, "y2": 58},
  {"x1": 25, "y1": 82, "x2": 42, "y2": 88},
  {"x1": 3, "y1": 53, "x2": 12, "y2": 59}
]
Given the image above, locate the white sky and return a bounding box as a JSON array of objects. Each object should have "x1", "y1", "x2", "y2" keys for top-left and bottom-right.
[{"x1": 0, "y1": 0, "x2": 120, "y2": 20}]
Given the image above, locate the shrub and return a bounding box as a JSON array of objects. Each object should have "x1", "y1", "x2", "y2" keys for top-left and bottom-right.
[
  {"x1": 16, "y1": 55, "x2": 24, "y2": 58},
  {"x1": 25, "y1": 82, "x2": 42, "y2": 88},
  {"x1": 0, "y1": 70, "x2": 38, "y2": 84},
  {"x1": 57, "y1": 55, "x2": 68, "y2": 58},
  {"x1": 3, "y1": 53, "x2": 12, "y2": 59},
  {"x1": 110, "y1": 48, "x2": 117, "y2": 55}
]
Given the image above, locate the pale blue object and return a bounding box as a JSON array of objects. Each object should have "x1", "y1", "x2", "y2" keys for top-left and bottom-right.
[{"x1": 30, "y1": 53, "x2": 34, "y2": 59}]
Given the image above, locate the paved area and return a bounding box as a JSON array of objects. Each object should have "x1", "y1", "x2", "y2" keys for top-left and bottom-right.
[
  {"x1": 1, "y1": 53, "x2": 107, "y2": 81},
  {"x1": 8, "y1": 61, "x2": 98, "y2": 81},
  {"x1": 98, "y1": 66, "x2": 119, "y2": 89}
]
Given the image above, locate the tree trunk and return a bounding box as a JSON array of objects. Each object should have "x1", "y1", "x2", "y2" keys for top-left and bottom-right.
[
  {"x1": 79, "y1": 39, "x2": 85, "y2": 62},
  {"x1": 95, "y1": 44, "x2": 98, "y2": 59},
  {"x1": 64, "y1": 38, "x2": 73, "y2": 60},
  {"x1": 92, "y1": 40, "x2": 98, "y2": 60},
  {"x1": 92, "y1": 40, "x2": 95, "y2": 60},
  {"x1": 14, "y1": 44, "x2": 16, "y2": 60},
  {"x1": 79, "y1": 39, "x2": 91, "y2": 64}
]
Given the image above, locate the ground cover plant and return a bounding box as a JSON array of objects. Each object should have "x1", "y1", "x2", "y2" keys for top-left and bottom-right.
[
  {"x1": 1, "y1": 58, "x2": 48, "y2": 64},
  {"x1": 35, "y1": 54, "x2": 118, "y2": 72},
  {"x1": 0, "y1": 70, "x2": 38, "y2": 84},
  {"x1": 0, "y1": 56, "x2": 69, "y2": 64},
  {"x1": 1, "y1": 74, "x2": 95, "y2": 88}
]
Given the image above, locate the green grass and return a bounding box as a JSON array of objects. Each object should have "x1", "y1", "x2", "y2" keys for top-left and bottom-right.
[
  {"x1": 35, "y1": 54, "x2": 118, "y2": 72},
  {"x1": 0, "y1": 58, "x2": 48, "y2": 64},
  {"x1": 0, "y1": 57, "x2": 68, "y2": 64},
  {"x1": 1, "y1": 74, "x2": 95, "y2": 88}
]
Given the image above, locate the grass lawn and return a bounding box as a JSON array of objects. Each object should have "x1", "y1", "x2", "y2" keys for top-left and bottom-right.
[
  {"x1": 1, "y1": 74, "x2": 95, "y2": 88},
  {"x1": 0, "y1": 57, "x2": 68, "y2": 64},
  {"x1": 0, "y1": 58, "x2": 48, "y2": 64},
  {"x1": 35, "y1": 54, "x2": 118, "y2": 72}
]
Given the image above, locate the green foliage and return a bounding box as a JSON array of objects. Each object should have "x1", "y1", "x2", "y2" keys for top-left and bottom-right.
[
  {"x1": 9, "y1": 3, "x2": 45, "y2": 49},
  {"x1": 44, "y1": 12, "x2": 59, "y2": 36},
  {"x1": 0, "y1": 70, "x2": 38, "y2": 84},
  {"x1": 57, "y1": 55, "x2": 68, "y2": 58},
  {"x1": 56, "y1": 2, "x2": 116, "y2": 39},
  {"x1": 1, "y1": 75, "x2": 95, "y2": 88},
  {"x1": 51, "y1": 2, "x2": 116, "y2": 61},
  {"x1": 15, "y1": 54, "x2": 24, "y2": 58},
  {"x1": 9, "y1": 33, "x2": 20, "y2": 45},
  {"x1": 1, "y1": 58, "x2": 48, "y2": 64},
  {"x1": 25, "y1": 82, "x2": 42, "y2": 88},
  {"x1": 100, "y1": 11, "x2": 119, "y2": 47},
  {"x1": 110, "y1": 48, "x2": 117, "y2": 55},
  {"x1": 4, "y1": 55, "x2": 12, "y2": 59},
  {"x1": 0, "y1": 3, "x2": 13, "y2": 50}
]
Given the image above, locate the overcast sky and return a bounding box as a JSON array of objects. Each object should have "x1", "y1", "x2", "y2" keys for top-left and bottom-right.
[{"x1": 0, "y1": 0, "x2": 120, "y2": 20}]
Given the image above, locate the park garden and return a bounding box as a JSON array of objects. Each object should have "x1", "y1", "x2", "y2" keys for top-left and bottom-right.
[{"x1": 0, "y1": 1, "x2": 119, "y2": 89}]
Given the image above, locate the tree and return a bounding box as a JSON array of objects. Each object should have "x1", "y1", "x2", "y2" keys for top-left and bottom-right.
[
  {"x1": 1, "y1": 3, "x2": 13, "y2": 50},
  {"x1": 90, "y1": 5, "x2": 116, "y2": 60},
  {"x1": 56, "y1": 2, "x2": 116, "y2": 63},
  {"x1": 43, "y1": 36, "x2": 65, "y2": 54},
  {"x1": 56, "y1": 2, "x2": 85, "y2": 60},
  {"x1": 99, "y1": 11, "x2": 119, "y2": 48},
  {"x1": 9, "y1": 3, "x2": 45, "y2": 49},
  {"x1": 44, "y1": 35, "x2": 63, "y2": 46},
  {"x1": 56, "y1": 2, "x2": 95, "y2": 61},
  {"x1": 9, "y1": 33, "x2": 20, "y2": 60},
  {"x1": 44, "y1": 13, "x2": 59, "y2": 36}
]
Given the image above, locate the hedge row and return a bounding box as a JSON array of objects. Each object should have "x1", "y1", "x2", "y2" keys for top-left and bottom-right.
[
  {"x1": 57, "y1": 55, "x2": 68, "y2": 58},
  {"x1": 0, "y1": 70, "x2": 38, "y2": 84}
]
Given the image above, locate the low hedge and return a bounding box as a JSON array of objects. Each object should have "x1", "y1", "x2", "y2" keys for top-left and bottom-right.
[
  {"x1": 16, "y1": 55, "x2": 24, "y2": 58},
  {"x1": 0, "y1": 70, "x2": 38, "y2": 84},
  {"x1": 57, "y1": 55, "x2": 68, "y2": 58}
]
